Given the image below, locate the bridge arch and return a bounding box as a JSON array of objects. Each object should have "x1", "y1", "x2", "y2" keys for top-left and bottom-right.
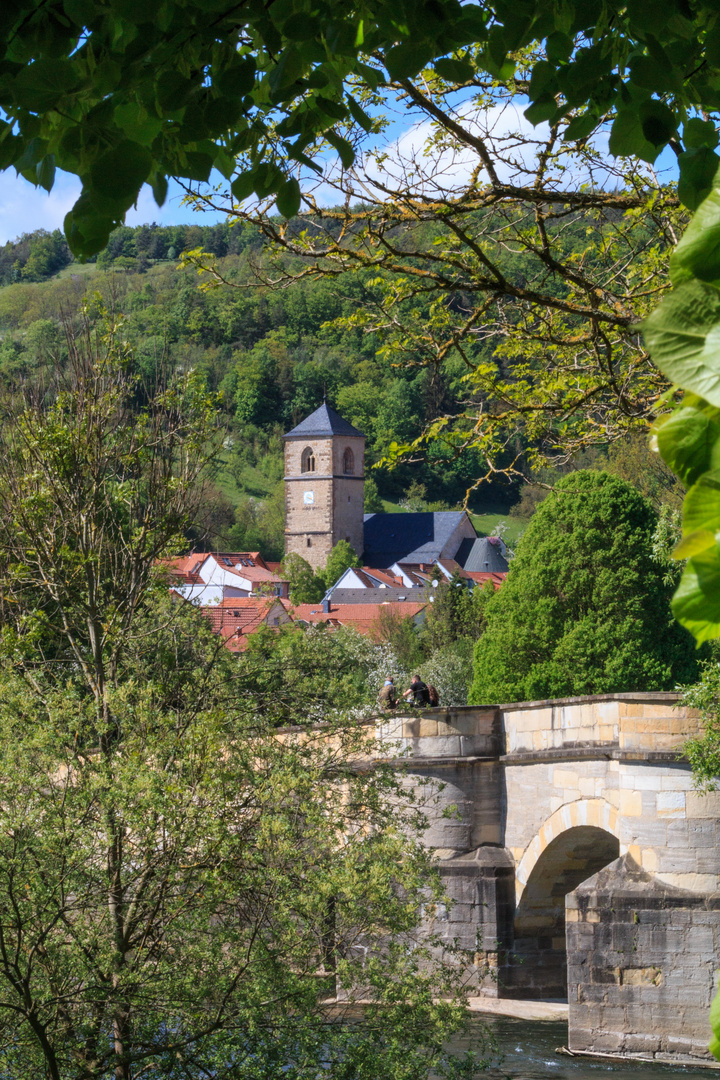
[
  {"x1": 515, "y1": 798, "x2": 619, "y2": 903},
  {"x1": 508, "y1": 800, "x2": 620, "y2": 1000}
]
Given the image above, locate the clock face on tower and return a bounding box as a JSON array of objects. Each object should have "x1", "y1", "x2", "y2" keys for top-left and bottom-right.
[{"x1": 303, "y1": 491, "x2": 314, "y2": 504}]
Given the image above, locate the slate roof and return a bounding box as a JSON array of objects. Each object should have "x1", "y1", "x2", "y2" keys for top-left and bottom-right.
[
  {"x1": 283, "y1": 403, "x2": 364, "y2": 440},
  {"x1": 454, "y1": 536, "x2": 510, "y2": 573},
  {"x1": 362, "y1": 511, "x2": 468, "y2": 569},
  {"x1": 327, "y1": 588, "x2": 426, "y2": 604}
]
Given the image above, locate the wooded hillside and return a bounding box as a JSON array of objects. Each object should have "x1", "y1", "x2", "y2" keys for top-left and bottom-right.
[{"x1": 0, "y1": 217, "x2": 679, "y2": 558}]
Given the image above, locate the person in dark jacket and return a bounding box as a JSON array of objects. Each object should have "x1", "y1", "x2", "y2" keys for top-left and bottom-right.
[{"x1": 402, "y1": 675, "x2": 430, "y2": 706}]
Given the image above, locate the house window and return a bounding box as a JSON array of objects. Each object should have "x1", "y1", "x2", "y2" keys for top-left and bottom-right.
[
  {"x1": 306, "y1": 537, "x2": 312, "y2": 547},
  {"x1": 342, "y1": 447, "x2": 354, "y2": 474},
  {"x1": 301, "y1": 446, "x2": 316, "y2": 473}
]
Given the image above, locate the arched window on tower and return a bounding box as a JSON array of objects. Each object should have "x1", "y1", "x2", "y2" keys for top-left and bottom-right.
[
  {"x1": 342, "y1": 447, "x2": 354, "y2": 474},
  {"x1": 301, "y1": 446, "x2": 316, "y2": 473}
]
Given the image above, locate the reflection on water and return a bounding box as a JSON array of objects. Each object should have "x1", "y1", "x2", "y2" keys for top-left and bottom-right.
[{"x1": 454, "y1": 1017, "x2": 707, "y2": 1080}]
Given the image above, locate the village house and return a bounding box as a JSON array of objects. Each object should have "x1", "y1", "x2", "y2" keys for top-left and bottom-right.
[{"x1": 167, "y1": 403, "x2": 509, "y2": 646}]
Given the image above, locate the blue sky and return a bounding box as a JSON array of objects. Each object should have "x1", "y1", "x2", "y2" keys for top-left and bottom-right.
[{"x1": 0, "y1": 169, "x2": 227, "y2": 245}]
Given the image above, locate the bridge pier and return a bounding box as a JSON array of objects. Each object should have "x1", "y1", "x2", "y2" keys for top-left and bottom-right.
[{"x1": 379, "y1": 692, "x2": 720, "y2": 1067}]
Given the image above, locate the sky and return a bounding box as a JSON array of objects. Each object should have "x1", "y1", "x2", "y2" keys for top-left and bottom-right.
[
  {"x1": 0, "y1": 168, "x2": 227, "y2": 245},
  {"x1": 0, "y1": 100, "x2": 680, "y2": 246}
]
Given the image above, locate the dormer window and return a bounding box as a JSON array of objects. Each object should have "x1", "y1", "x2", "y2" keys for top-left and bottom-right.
[
  {"x1": 301, "y1": 446, "x2": 316, "y2": 473},
  {"x1": 342, "y1": 447, "x2": 354, "y2": 474}
]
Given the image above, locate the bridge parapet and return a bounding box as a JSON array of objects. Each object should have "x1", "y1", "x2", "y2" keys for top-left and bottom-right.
[
  {"x1": 375, "y1": 706, "x2": 501, "y2": 759},
  {"x1": 499, "y1": 692, "x2": 703, "y2": 756}
]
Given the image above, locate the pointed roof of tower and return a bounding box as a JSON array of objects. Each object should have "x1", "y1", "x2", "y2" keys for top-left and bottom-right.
[{"x1": 283, "y1": 403, "x2": 364, "y2": 440}]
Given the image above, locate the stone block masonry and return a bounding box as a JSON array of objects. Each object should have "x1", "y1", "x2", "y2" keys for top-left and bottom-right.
[
  {"x1": 567, "y1": 854, "x2": 720, "y2": 1067},
  {"x1": 372, "y1": 694, "x2": 718, "y2": 1067},
  {"x1": 284, "y1": 433, "x2": 366, "y2": 570}
]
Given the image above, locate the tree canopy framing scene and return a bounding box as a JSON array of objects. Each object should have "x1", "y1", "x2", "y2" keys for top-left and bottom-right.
[{"x1": 5, "y1": 0, "x2": 720, "y2": 1075}]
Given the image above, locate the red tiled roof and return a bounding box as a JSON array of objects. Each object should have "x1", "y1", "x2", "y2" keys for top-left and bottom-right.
[
  {"x1": 223, "y1": 563, "x2": 287, "y2": 583},
  {"x1": 200, "y1": 598, "x2": 288, "y2": 651},
  {"x1": 465, "y1": 571, "x2": 507, "y2": 589},
  {"x1": 291, "y1": 601, "x2": 426, "y2": 635},
  {"x1": 360, "y1": 567, "x2": 403, "y2": 587},
  {"x1": 162, "y1": 554, "x2": 210, "y2": 580}
]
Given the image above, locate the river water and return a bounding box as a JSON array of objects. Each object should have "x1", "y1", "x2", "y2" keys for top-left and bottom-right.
[{"x1": 458, "y1": 1017, "x2": 708, "y2": 1079}]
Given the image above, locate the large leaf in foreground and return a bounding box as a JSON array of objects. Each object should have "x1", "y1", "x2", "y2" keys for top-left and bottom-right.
[
  {"x1": 672, "y1": 548, "x2": 720, "y2": 643},
  {"x1": 643, "y1": 280, "x2": 720, "y2": 407}
]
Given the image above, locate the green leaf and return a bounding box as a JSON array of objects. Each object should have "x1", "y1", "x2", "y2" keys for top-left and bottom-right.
[
  {"x1": 384, "y1": 42, "x2": 435, "y2": 81},
  {"x1": 629, "y1": 53, "x2": 675, "y2": 92},
  {"x1": 181, "y1": 151, "x2": 214, "y2": 183},
  {"x1": 346, "y1": 94, "x2": 373, "y2": 133},
  {"x1": 13, "y1": 59, "x2": 80, "y2": 111},
  {"x1": 325, "y1": 129, "x2": 355, "y2": 169},
  {"x1": 268, "y1": 48, "x2": 304, "y2": 95},
  {"x1": 89, "y1": 140, "x2": 152, "y2": 208},
  {"x1": 231, "y1": 173, "x2": 254, "y2": 202},
  {"x1": 563, "y1": 111, "x2": 599, "y2": 142},
  {"x1": 672, "y1": 548, "x2": 720, "y2": 643},
  {"x1": 711, "y1": 989, "x2": 720, "y2": 1061},
  {"x1": 315, "y1": 97, "x2": 347, "y2": 120},
  {"x1": 654, "y1": 407, "x2": 720, "y2": 488},
  {"x1": 214, "y1": 57, "x2": 256, "y2": 98},
  {"x1": 433, "y1": 57, "x2": 475, "y2": 83},
  {"x1": 276, "y1": 177, "x2": 301, "y2": 219},
  {"x1": 673, "y1": 530, "x2": 716, "y2": 559},
  {"x1": 682, "y1": 469, "x2": 720, "y2": 536},
  {"x1": 252, "y1": 162, "x2": 284, "y2": 198},
  {"x1": 524, "y1": 95, "x2": 559, "y2": 125},
  {"x1": 644, "y1": 280, "x2": 720, "y2": 407},
  {"x1": 64, "y1": 194, "x2": 117, "y2": 259},
  {"x1": 282, "y1": 13, "x2": 321, "y2": 41},
  {"x1": 677, "y1": 148, "x2": 720, "y2": 211},
  {"x1": 639, "y1": 99, "x2": 677, "y2": 148},
  {"x1": 151, "y1": 173, "x2": 168, "y2": 207},
  {"x1": 155, "y1": 70, "x2": 198, "y2": 111},
  {"x1": 609, "y1": 109, "x2": 659, "y2": 162},
  {"x1": 683, "y1": 117, "x2": 719, "y2": 150},
  {"x1": 670, "y1": 174, "x2": 720, "y2": 283},
  {"x1": 545, "y1": 32, "x2": 573, "y2": 64},
  {"x1": 36, "y1": 154, "x2": 55, "y2": 192},
  {"x1": 113, "y1": 103, "x2": 163, "y2": 147}
]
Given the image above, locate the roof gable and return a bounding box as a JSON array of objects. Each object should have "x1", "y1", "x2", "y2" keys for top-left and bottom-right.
[
  {"x1": 454, "y1": 536, "x2": 510, "y2": 573},
  {"x1": 283, "y1": 403, "x2": 364, "y2": 440}
]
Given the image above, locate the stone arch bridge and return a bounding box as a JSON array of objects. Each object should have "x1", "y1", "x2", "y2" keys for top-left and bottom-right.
[{"x1": 378, "y1": 693, "x2": 720, "y2": 1068}]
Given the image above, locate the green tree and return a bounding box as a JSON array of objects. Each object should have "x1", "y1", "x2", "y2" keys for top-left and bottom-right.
[
  {"x1": 364, "y1": 475, "x2": 385, "y2": 513},
  {"x1": 0, "y1": 318, "x2": 475, "y2": 1080},
  {"x1": 321, "y1": 539, "x2": 362, "y2": 590},
  {"x1": 281, "y1": 552, "x2": 326, "y2": 605},
  {"x1": 469, "y1": 471, "x2": 700, "y2": 705},
  {"x1": 424, "y1": 573, "x2": 492, "y2": 654}
]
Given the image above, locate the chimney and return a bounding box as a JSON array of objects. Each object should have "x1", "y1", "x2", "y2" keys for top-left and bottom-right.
[{"x1": 322, "y1": 598, "x2": 331, "y2": 613}]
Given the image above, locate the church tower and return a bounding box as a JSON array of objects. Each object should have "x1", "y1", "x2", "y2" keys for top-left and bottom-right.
[{"x1": 283, "y1": 404, "x2": 365, "y2": 571}]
